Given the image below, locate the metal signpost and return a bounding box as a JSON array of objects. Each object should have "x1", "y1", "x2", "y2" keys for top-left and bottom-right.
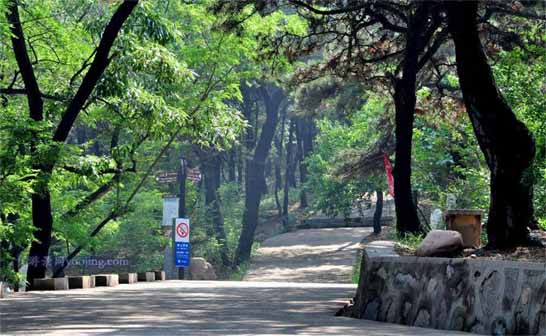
[
  {"x1": 159, "y1": 158, "x2": 198, "y2": 279},
  {"x1": 174, "y1": 218, "x2": 190, "y2": 268}
]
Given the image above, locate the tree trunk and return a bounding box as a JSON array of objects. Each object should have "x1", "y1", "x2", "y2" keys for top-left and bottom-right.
[
  {"x1": 295, "y1": 118, "x2": 306, "y2": 207},
  {"x1": 227, "y1": 149, "x2": 236, "y2": 182},
  {"x1": 235, "y1": 84, "x2": 284, "y2": 266},
  {"x1": 392, "y1": 62, "x2": 421, "y2": 235},
  {"x1": 296, "y1": 117, "x2": 314, "y2": 208},
  {"x1": 235, "y1": 160, "x2": 263, "y2": 266},
  {"x1": 264, "y1": 157, "x2": 273, "y2": 194},
  {"x1": 7, "y1": 0, "x2": 48, "y2": 288},
  {"x1": 283, "y1": 119, "x2": 296, "y2": 227},
  {"x1": 274, "y1": 105, "x2": 287, "y2": 217},
  {"x1": 274, "y1": 159, "x2": 282, "y2": 217},
  {"x1": 446, "y1": 1, "x2": 536, "y2": 248},
  {"x1": 392, "y1": 3, "x2": 434, "y2": 235},
  {"x1": 202, "y1": 152, "x2": 230, "y2": 267},
  {"x1": 236, "y1": 146, "x2": 244, "y2": 185},
  {"x1": 26, "y1": 189, "x2": 54, "y2": 287},
  {"x1": 373, "y1": 190, "x2": 383, "y2": 235}
]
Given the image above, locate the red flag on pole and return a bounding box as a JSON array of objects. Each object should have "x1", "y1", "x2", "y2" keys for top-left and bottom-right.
[{"x1": 383, "y1": 154, "x2": 395, "y2": 197}]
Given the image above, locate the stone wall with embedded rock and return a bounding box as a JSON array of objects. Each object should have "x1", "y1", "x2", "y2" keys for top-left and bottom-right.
[{"x1": 346, "y1": 241, "x2": 546, "y2": 335}]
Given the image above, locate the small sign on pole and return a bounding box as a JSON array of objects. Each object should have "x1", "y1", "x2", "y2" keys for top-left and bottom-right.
[
  {"x1": 186, "y1": 168, "x2": 202, "y2": 183},
  {"x1": 174, "y1": 218, "x2": 190, "y2": 267},
  {"x1": 156, "y1": 171, "x2": 178, "y2": 184},
  {"x1": 162, "y1": 195, "x2": 179, "y2": 227}
]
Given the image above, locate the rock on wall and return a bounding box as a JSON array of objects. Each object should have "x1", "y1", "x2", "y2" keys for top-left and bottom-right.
[{"x1": 348, "y1": 243, "x2": 546, "y2": 335}]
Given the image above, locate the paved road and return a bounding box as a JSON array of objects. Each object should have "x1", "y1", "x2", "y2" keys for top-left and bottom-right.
[
  {"x1": 245, "y1": 227, "x2": 371, "y2": 283},
  {"x1": 0, "y1": 280, "x2": 468, "y2": 335}
]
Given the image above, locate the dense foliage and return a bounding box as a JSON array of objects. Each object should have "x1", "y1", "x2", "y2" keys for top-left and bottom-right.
[{"x1": 1, "y1": 0, "x2": 546, "y2": 287}]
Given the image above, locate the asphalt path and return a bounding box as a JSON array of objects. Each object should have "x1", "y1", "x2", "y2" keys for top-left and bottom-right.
[{"x1": 0, "y1": 280, "x2": 470, "y2": 335}]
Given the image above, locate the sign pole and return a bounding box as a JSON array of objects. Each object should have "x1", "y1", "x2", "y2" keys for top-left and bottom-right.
[{"x1": 176, "y1": 158, "x2": 187, "y2": 279}]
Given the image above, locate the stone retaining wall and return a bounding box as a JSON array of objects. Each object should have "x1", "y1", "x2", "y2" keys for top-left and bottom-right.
[{"x1": 347, "y1": 241, "x2": 546, "y2": 335}]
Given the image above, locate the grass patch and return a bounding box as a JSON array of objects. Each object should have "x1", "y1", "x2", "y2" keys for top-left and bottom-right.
[
  {"x1": 395, "y1": 232, "x2": 425, "y2": 254},
  {"x1": 351, "y1": 253, "x2": 362, "y2": 284}
]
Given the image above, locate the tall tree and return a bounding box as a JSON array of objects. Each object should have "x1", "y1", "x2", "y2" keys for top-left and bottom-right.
[
  {"x1": 6, "y1": 0, "x2": 138, "y2": 287},
  {"x1": 391, "y1": 2, "x2": 441, "y2": 234},
  {"x1": 235, "y1": 83, "x2": 284, "y2": 266},
  {"x1": 446, "y1": 1, "x2": 537, "y2": 248}
]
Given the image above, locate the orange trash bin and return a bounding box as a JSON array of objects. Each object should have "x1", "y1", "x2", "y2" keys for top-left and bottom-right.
[{"x1": 444, "y1": 209, "x2": 483, "y2": 248}]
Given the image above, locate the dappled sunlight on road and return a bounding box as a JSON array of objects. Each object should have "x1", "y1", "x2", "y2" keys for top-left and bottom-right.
[{"x1": 1, "y1": 281, "x2": 466, "y2": 335}]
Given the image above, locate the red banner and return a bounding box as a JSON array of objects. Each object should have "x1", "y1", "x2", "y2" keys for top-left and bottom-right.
[{"x1": 383, "y1": 154, "x2": 395, "y2": 197}]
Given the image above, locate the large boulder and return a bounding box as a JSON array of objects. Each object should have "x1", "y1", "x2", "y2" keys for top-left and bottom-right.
[
  {"x1": 415, "y1": 230, "x2": 463, "y2": 257},
  {"x1": 189, "y1": 257, "x2": 217, "y2": 280}
]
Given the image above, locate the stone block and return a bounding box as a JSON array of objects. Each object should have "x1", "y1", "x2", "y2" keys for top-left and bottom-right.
[
  {"x1": 33, "y1": 277, "x2": 69, "y2": 291},
  {"x1": 119, "y1": 273, "x2": 138, "y2": 284},
  {"x1": 93, "y1": 274, "x2": 119, "y2": 287},
  {"x1": 137, "y1": 272, "x2": 155, "y2": 282},
  {"x1": 0, "y1": 281, "x2": 4, "y2": 298},
  {"x1": 154, "y1": 271, "x2": 165, "y2": 281},
  {"x1": 68, "y1": 276, "x2": 92, "y2": 289}
]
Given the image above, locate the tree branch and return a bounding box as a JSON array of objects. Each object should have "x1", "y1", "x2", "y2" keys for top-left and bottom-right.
[
  {"x1": 6, "y1": 0, "x2": 43, "y2": 121},
  {"x1": 53, "y1": 0, "x2": 138, "y2": 143},
  {"x1": 60, "y1": 177, "x2": 118, "y2": 221},
  {"x1": 288, "y1": 0, "x2": 367, "y2": 15},
  {"x1": 417, "y1": 28, "x2": 449, "y2": 71},
  {"x1": 0, "y1": 87, "x2": 64, "y2": 101}
]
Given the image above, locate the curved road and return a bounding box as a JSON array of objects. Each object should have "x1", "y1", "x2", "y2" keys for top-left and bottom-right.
[
  {"x1": 245, "y1": 227, "x2": 371, "y2": 283},
  {"x1": 1, "y1": 227, "x2": 469, "y2": 335}
]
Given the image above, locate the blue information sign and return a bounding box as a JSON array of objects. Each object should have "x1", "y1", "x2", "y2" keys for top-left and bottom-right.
[
  {"x1": 174, "y1": 218, "x2": 190, "y2": 267},
  {"x1": 175, "y1": 242, "x2": 190, "y2": 267}
]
